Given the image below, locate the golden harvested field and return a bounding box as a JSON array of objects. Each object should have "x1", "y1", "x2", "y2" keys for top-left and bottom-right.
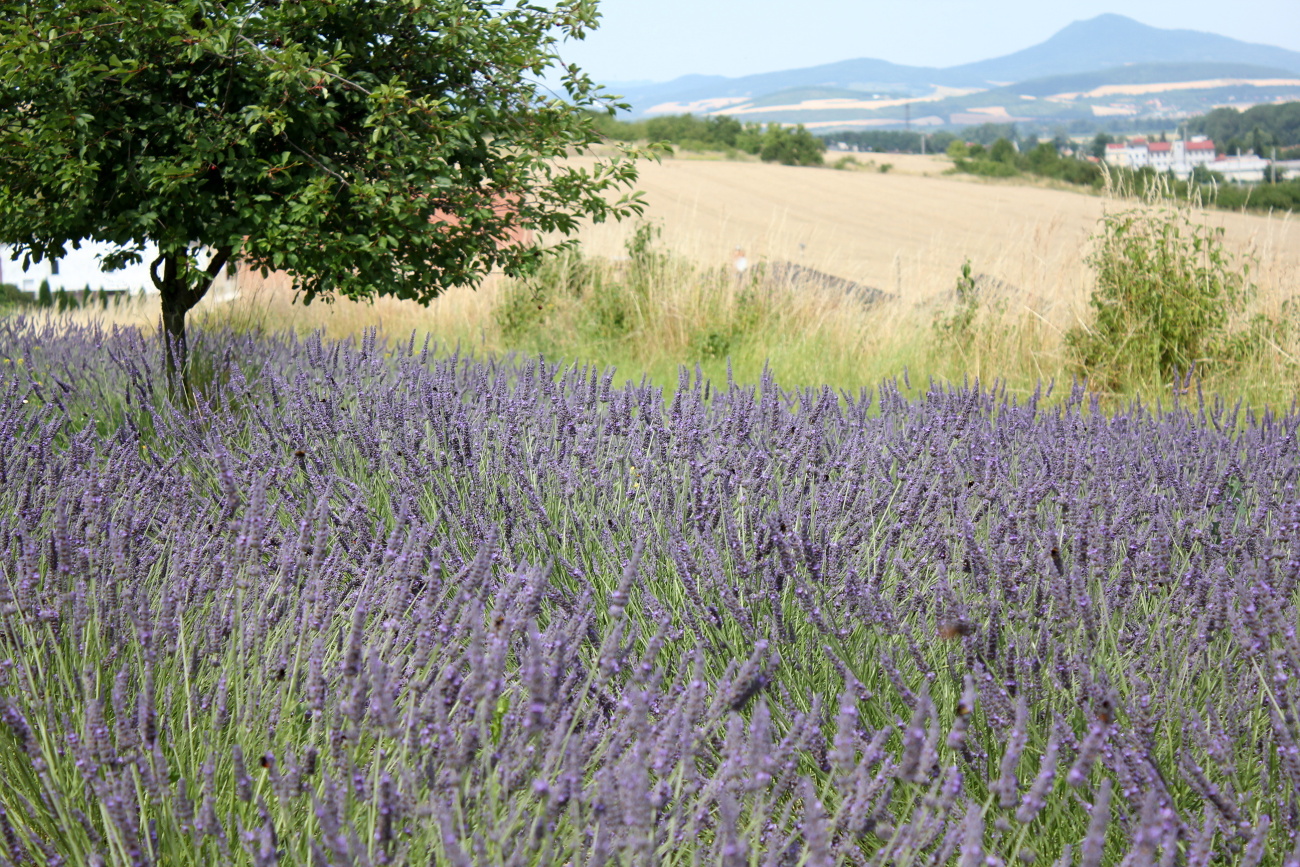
[
  {"x1": 65, "y1": 151, "x2": 1300, "y2": 404},
  {"x1": 566, "y1": 153, "x2": 1300, "y2": 327}
]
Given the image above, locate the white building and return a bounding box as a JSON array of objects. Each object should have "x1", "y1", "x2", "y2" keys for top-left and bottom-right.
[
  {"x1": 1103, "y1": 136, "x2": 1218, "y2": 179},
  {"x1": 1, "y1": 241, "x2": 237, "y2": 298},
  {"x1": 1205, "y1": 153, "x2": 1271, "y2": 184}
]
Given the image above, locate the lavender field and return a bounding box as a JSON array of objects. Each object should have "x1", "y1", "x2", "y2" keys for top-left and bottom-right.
[{"x1": 2, "y1": 316, "x2": 1299, "y2": 866}]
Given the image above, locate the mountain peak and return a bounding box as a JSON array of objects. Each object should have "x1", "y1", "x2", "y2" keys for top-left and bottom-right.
[{"x1": 947, "y1": 14, "x2": 1300, "y2": 83}]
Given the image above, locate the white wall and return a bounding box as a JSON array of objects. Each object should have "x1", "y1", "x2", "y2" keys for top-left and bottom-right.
[{"x1": 1, "y1": 241, "x2": 159, "y2": 294}]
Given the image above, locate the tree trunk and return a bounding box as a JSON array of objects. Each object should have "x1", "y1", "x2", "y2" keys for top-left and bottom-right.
[{"x1": 151, "y1": 247, "x2": 232, "y2": 398}]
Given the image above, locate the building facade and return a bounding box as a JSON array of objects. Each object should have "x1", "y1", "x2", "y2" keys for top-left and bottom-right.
[{"x1": 1103, "y1": 136, "x2": 1218, "y2": 178}]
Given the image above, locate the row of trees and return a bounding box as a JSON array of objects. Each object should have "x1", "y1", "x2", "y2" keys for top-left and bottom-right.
[
  {"x1": 948, "y1": 138, "x2": 1106, "y2": 186},
  {"x1": 0, "y1": 279, "x2": 122, "y2": 311},
  {"x1": 590, "y1": 112, "x2": 824, "y2": 166},
  {"x1": 1188, "y1": 102, "x2": 1300, "y2": 158},
  {"x1": 818, "y1": 130, "x2": 958, "y2": 154},
  {"x1": 950, "y1": 136, "x2": 1300, "y2": 211}
]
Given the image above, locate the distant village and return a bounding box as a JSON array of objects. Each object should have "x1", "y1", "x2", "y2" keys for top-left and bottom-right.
[{"x1": 1100, "y1": 136, "x2": 1299, "y2": 183}]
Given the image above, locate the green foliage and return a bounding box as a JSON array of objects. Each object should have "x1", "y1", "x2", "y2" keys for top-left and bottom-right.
[
  {"x1": 960, "y1": 123, "x2": 1018, "y2": 146},
  {"x1": 497, "y1": 221, "x2": 670, "y2": 349},
  {"x1": 952, "y1": 158, "x2": 1019, "y2": 178},
  {"x1": 946, "y1": 140, "x2": 970, "y2": 160},
  {"x1": 1188, "y1": 101, "x2": 1300, "y2": 151},
  {"x1": 820, "y1": 129, "x2": 957, "y2": 154},
  {"x1": 758, "y1": 124, "x2": 824, "y2": 167},
  {"x1": 877, "y1": 162, "x2": 893, "y2": 174},
  {"x1": 954, "y1": 139, "x2": 1106, "y2": 187},
  {"x1": 989, "y1": 137, "x2": 1017, "y2": 164},
  {"x1": 587, "y1": 109, "x2": 647, "y2": 142},
  {"x1": 588, "y1": 221, "x2": 665, "y2": 339},
  {"x1": 36, "y1": 278, "x2": 52, "y2": 308},
  {"x1": 586, "y1": 112, "x2": 770, "y2": 158},
  {"x1": 1067, "y1": 202, "x2": 1259, "y2": 391},
  {"x1": 0, "y1": 282, "x2": 31, "y2": 309},
  {"x1": 644, "y1": 114, "x2": 756, "y2": 153},
  {"x1": 1091, "y1": 132, "x2": 1115, "y2": 159},
  {"x1": 0, "y1": 0, "x2": 646, "y2": 371},
  {"x1": 933, "y1": 259, "x2": 981, "y2": 347},
  {"x1": 1189, "y1": 164, "x2": 1225, "y2": 185}
]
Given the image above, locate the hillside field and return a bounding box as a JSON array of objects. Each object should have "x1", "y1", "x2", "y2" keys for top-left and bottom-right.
[
  {"x1": 563, "y1": 153, "x2": 1300, "y2": 320},
  {"x1": 37, "y1": 152, "x2": 1300, "y2": 404}
]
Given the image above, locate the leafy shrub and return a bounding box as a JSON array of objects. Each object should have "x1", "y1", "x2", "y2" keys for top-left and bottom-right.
[
  {"x1": 1067, "y1": 201, "x2": 1258, "y2": 390},
  {"x1": 758, "y1": 124, "x2": 824, "y2": 167},
  {"x1": 933, "y1": 258, "x2": 980, "y2": 346},
  {"x1": 496, "y1": 221, "x2": 668, "y2": 348},
  {"x1": 989, "y1": 137, "x2": 1016, "y2": 164},
  {"x1": 495, "y1": 248, "x2": 592, "y2": 342},
  {"x1": 0, "y1": 282, "x2": 32, "y2": 308},
  {"x1": 953, "y1": 158, "x2": 1019, "y2": 178}
]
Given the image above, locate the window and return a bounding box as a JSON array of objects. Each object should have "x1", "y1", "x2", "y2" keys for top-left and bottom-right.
[{"x1": 50, "y1": 258, "x2": 59, "y2": 275}]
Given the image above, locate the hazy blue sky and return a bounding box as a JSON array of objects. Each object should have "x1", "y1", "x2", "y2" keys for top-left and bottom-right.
[{"x1": 555, "y1": 1, "x2": 1300, "y2": 84}]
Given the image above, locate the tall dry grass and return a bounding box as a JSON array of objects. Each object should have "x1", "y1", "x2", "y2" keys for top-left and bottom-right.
[{"x1": 18, "y1": 158, "x2": 1299, "y2": 407}]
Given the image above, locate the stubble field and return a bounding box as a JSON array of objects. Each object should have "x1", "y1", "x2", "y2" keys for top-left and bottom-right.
[{"x1": 564, "y1": 153, "x2": 1300, "y2": 316}]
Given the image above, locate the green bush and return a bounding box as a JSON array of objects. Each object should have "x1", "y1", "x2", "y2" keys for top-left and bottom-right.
[
  {"x1": 0, "y1": 282, "x2": 32, "y2": 309},
  {"x1": 933, "y1": 259, "x2": 981, "y2": 348},
  {"x1": 758, "y1": 124, "x2": 824, "y2": 167},
  {"x1": 989, "y1": 137, "x2": 1016, "y2": 164},
  {"x1": 1066, "y1": 202, "x2": 1258, "y2": 391},
  {"x1": 953, "y1": 158, "x2": 1019, "y2": 178},
  {"x1": 495, "y1": 249, "x2": 592, "y2": 343},
  {"x1": 36, "y1": 278, "x2": 53, "y2": 307}
]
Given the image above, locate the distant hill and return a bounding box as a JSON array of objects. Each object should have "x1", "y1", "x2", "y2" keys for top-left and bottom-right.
[
  {"x1": 612, "y1": 60, "x2": 972, "y2": 115},
  {"x1": 950, "y1": 15, "x2": 1300, "y2": 83},
  {"x1": 1009, "y1": 63, "x2": 1300, "y2": 98},
  {"x1": 608, "y1": 15, "x2": 1300, "y2": 130}
]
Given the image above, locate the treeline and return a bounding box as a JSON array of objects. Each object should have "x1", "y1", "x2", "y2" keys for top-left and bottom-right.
[
  {"x1": 819, "y1": 129, "x2": 958, "y2": 154},
  {"x1": 588, "y1": 111, "x2": 824, "y2": 166},
  {"x1": 951, "y1": 136, "x2": 1300, "y2": 212},
  {"x1": 0, "y1": 279, "x2": 126, "y2": 311},
  {"x1": 950, "y1": 138, "x2": 1105, "y2": 186},
  {"x1": 1188, "y1": 102, "x2": 1300, "y2": 158}
]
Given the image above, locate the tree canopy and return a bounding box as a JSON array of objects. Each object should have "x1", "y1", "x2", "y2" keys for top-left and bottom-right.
[{"x1": 0, "y1": 0, "x2": 645, "y2": 379}]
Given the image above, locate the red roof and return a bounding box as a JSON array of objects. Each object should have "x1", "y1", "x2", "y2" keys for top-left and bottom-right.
[
  {"x1": 1130, "y1": 137, "x2": 1147, "y2": 144},
  {"x1": 1149, "y1": 142, "x2": 1172, "y2": 153},
  {"x1": 1106, "y1": 143, "x2": 1126, "y2": 150},
  {"x1": 1186, "y1": 140, "x2": 1216, "y2": 151}
]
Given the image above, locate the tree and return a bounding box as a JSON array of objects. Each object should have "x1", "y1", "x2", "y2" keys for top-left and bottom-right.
[
  {"x1": 989, "y1": 138, "x2": 1016, "y2": 165},
  {"x1": 36, "y1": 278, "x2": 52, "y2": 308},
  {"x1": 0, "y1": 0, "x2": 645, "y2": 386},
  {"x1": 758, "y1": 124, "x2": 823, "y2": 167},
  {"x1": 1091, "y1": 132, "x2": 1114, "y2": 160}
]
